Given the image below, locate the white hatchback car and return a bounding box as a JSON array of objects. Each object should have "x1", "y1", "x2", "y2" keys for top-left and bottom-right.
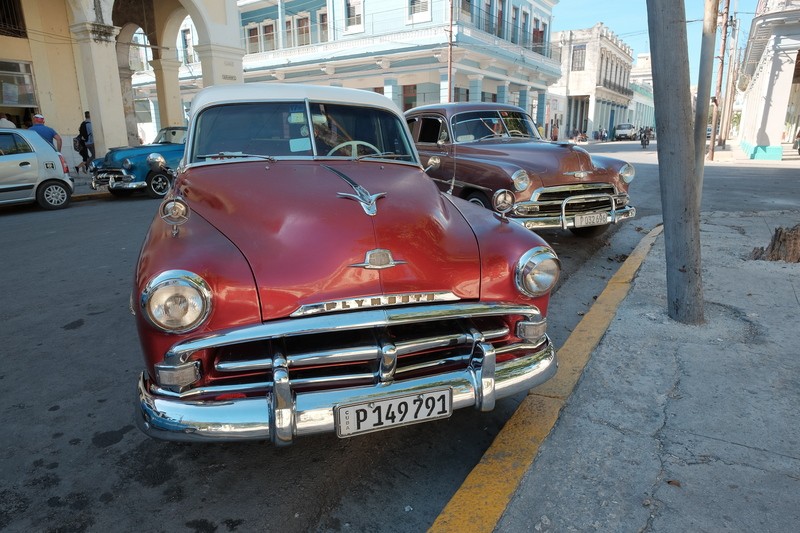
[{"x1": 0, "y1": 128, "x2": 73, "y2": 209}]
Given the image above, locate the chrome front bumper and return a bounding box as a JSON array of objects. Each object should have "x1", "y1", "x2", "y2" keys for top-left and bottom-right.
[
  {"x1": 514, "y1": 205, "x2": 636, "y2": 230},
  {"x1": 136, "y1": 340, "x2": 557, "y2": 445},
  {"x1": 91, "y1": 170, "x2": 146, "y2": 191}
]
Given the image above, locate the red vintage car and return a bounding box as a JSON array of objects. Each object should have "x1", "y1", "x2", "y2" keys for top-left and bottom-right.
[
  {"x1": 134, "y1": 84, "x2": 560, "y2": 445},
  {"x1": 405, "y1": 103, "x2": 636, "y2": 238}
]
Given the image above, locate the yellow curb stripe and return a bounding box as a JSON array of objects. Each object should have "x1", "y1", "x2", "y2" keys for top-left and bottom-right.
[{"x1": 429, "y1": 225, "x2": 664, "y2": 533}]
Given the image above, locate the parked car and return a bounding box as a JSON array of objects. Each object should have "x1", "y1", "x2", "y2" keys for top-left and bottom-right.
[
  {"x1": 405, "y1": 103, "x2": 636, "y2": 238},
  {"x1": 614, "y1": 123, "x2": 637, "y2": 140},
  {"x1": 134, "y1": 83, "x2": 560, "y2": 445},
  {"x1": 90, "y1": 126, "x2": 186, "y2": 198},
  {"x1": 0, "y1": 128, "x2": 73, "y2": 210}
]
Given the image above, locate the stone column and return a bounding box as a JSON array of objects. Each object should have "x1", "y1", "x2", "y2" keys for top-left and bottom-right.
[
  {"x1": 468, "y1": 75, "x2": 483, "y2": 102},
  {"x1": 69, "y1": 22, "x2": 128, "y2": 154},
  {"x1": 536, "y1": 91, "x2": 545, "y2": 128},
  {"x1": 194, "y1": 43, "x2": 245, "y2": 86},
  {"x1": 496, "y1": 81, "x2": 509, "y2": 104},
  {"x1": 118, "y1": 66, "x2": 140, "y2": 146},
  {"x1": 440, "y1": 69, "x2": 451, "y2": 103},
  {"x1": 383, "y1": 78, "x2": 402, "y2": 110},
  {"x1": 149, "y1": 58, "x2": 185, "y2": 127}
]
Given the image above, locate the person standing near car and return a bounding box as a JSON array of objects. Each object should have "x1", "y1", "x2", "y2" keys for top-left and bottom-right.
[
  {"x1": 0, "y1": 113, "x2": 16, "y2": 128},
  {"x1": 79, "y1": 111, "x2": 94, "y2": 160},
  {"x1": 29, "y1": 113, "x2": 62, "y2": 152}
]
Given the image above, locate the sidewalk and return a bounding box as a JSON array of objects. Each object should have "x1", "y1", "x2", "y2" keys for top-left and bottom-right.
[{"x1": 432, "y1": 210, "x2": 800, "y2": 532}]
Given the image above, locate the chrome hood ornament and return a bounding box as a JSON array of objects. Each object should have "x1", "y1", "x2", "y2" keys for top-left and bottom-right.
[
  {"x1": 350, "y1": 249, "x2": 406, "y2": 270},
  {"x1": 564, "y1": 170, "x2": 592, "y2": 179},
  {"x1": 324, "y1": 165, "x2": 386, "y2": 216}
]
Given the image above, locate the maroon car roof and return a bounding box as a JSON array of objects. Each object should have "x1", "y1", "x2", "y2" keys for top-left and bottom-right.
[{"x1": 405, "y1": 102, "x2": 528, "y2": 118}]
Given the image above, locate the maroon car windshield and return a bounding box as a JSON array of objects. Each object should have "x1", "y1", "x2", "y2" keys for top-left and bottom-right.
[
  {"x1": 451, "y1": 110, "x2": 542, "y2": 143},
  {"x1": 190, "y1": 101, "x2": 417, "y2": 163}
]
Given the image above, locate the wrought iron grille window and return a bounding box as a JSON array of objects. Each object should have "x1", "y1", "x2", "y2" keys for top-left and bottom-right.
[{"x1": 0, "y1": 0, "x2": 26, "y2": 38}]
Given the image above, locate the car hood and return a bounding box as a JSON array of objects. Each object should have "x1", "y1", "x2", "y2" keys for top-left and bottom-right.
[
  {"x1": 177, "y1": 160, "x2": 481, "y2": 320},
  {"x1": 103, "y1": 143, "x2": 184, "y2": 163},
  {"x1": 455, "y1": 139, "x2": 606, "y2": 186}
]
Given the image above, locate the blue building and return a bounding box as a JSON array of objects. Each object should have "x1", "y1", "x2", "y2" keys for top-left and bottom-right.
[{"x1": 239, "y1": 0, "x2": 561, "y2": 125}]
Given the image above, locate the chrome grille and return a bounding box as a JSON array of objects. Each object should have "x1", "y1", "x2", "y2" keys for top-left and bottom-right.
[
  {"x1": 159, "y1": 303, "x2": 543, "y2": 400},
  {"x1": 516, "y1": 183, "x2": 626, "y2": 216}
]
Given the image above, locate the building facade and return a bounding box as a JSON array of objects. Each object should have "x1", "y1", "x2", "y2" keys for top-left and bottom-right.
[
  {"x1": 0, "y1": 0, "x2": 244, "y2": 159},
  {"x1": 738, "y1": 0, "x2": 800, "y2": 159},
  {"x1": 549, "y1": 23, "x2": 634, "y2": 141},
  {"x1": 238, "y1": 0, "x2": 561, "y2": 126}
]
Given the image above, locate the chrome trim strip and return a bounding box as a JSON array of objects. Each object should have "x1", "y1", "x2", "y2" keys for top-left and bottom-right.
[
  {"x1": 165, "y1": 302, "x2": 541, "y2": 362},
  {"x1": 291, "y1": 291, "x2": 459, "y2": 317},
  {"x1": 213, "y1": 325, "x2": 509, "y2": 374},
  {"x1": 135, "y1": 340, "x2": 557, "y2": 443}
]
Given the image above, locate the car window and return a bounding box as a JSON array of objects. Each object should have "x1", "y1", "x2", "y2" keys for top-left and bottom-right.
[
  {"x1": 191, "y1": 101, "x2": 416, "y2": 162},
  {"x1": 0, "y1": 133, "x2": 33, "y2": 156},
  {"x1": 451, "y1": 110, "x2": 540, "y2": 142},
  {"x1": 153, "y1": 128, "x2": 187, "y2": 144},
  {"x1": 410, "y1": 116, "x2": 448, "y2": 144}
]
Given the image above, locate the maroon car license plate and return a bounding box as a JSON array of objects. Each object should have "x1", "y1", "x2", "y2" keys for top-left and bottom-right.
[
  {"x1": 574, "y1": 213, "x2": 607, "y2": 227},
  {"x1": 335, "y1": 389, "x2": 452, "y2": 437}
]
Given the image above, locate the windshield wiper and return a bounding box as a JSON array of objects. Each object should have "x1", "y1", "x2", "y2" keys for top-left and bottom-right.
[
  {"x1": 354, "y1": 152, "x2": 414, "y2": 161},
  {"x1": 197, "y1": 152, "x2": 276, "y2": 162}
]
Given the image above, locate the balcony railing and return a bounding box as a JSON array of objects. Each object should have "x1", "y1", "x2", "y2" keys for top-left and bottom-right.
[{"x1": 241, "y1": 4, "x2": 553, "y2": 60}]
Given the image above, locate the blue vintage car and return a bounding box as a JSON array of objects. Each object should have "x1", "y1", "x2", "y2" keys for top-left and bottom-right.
[{"x1": 90, "y1": 126, "x2": 186, "y2": 198}]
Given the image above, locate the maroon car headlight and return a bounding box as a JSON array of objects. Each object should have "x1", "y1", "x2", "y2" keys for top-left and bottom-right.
[
  {"x1": 516, "y1": 246, "x2": 561, "y2": 297},
  {"x1": 141, "y1": 270, "x2": 212, "y2": 333},
  {"x1": 511, "y1": 169, "x2": 530, "y2": 192},
  {"x1": 619, "y1": 163, "x2": 635, "y2": 184}
]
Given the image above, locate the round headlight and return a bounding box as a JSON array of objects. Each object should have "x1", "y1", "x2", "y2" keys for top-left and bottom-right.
[
  {"x1": 141, "y1": 270, "x2": 211, "y2": 333},
  {"x1": 511, "y1": 169, "x2": 530, "y2": 192},
  {"x1": 619, "y1": 163, "x2": 635, "y2": 183},
  {"x1": 516, "y1": 247, "x2": 561, "y2": 297},
  {"x1": 122, "y1": 158, "x2": 133, "y2": 170}
]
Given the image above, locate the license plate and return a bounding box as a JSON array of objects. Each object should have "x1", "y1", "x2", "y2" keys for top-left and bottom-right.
[
  {"x1": 574, "y1": 212, "x2": 607, "y2": 227},
  {"x1": 335, "y1": 389, "x2": 452, "y2": 437}
]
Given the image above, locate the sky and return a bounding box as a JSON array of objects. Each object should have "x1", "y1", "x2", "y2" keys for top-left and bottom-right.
[{"x1": 550, "y1": 0, "x2": 759, "y2": 85}]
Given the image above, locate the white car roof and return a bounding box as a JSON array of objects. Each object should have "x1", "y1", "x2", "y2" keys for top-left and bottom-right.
[{"x1": 190, "y1": 83, "x2": 402, "y2": 117}]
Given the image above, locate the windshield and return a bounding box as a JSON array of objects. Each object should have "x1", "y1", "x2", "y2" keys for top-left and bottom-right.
[
  {"x1": 451, "y1": 110, "x2": 541, "y2": 143},
  {"x1": 190, "y1": 101, "x2": 416, "y2": 163},
  {"x1": 153, "y1": 128, "x2": 187, "y2": 144}
]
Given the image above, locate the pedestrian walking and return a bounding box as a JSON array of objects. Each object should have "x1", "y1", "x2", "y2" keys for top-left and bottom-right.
[
  {"x1": 29, "y1": 114, "x2": 62, "y2": 151},
  {"x1": 79, "y1": 111, "x2": 95, "y2": 160}
]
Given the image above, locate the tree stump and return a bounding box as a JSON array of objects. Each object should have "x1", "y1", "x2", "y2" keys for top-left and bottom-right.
[{"x1": 750, "y1": 224, "x2": 800, "y2": 262}]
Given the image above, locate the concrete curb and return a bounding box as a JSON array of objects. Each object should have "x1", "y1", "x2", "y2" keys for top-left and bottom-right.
[{"x1": 429, "y1": 224, "x2": 665, "y2": 533}]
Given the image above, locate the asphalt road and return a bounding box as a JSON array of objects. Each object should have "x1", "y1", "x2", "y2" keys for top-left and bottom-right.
[{"x1": 1, "y1": 141, "x2": 794, "y2": 532}]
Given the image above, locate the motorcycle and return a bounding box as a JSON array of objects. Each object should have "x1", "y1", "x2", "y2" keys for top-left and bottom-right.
[{"x1": 641, "y1": 134, "x2": 650, "y2": 149}]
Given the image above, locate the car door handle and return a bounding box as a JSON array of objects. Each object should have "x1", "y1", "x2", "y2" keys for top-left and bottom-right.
[{"x1": 19, "y1": 161, "x2": 31, "y2": 167}]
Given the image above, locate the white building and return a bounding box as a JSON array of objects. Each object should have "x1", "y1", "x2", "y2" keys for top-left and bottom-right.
[
  {"x1": 238, "y1": 0, "x2": 562, "y2": 124},
  {"x1": 550, "y1": 23, "x2": 635, "y2": 140},
  {"x1": 738, "y1": 0, "x2": 800, "y2": 159}
]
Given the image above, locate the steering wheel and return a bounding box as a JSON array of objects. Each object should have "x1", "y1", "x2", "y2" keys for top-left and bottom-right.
[{"x1": 327, "y1": 140, "x2": 381, "y2": 157}]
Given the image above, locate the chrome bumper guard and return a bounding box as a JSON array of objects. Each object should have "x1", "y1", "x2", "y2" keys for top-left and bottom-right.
[
  {"x1": 91, "y1": 170, "x2": 145, "y2": 191},
  {"x1": 136, "y1": 336, "x2": 557, "y2": 445},
  {"x1": 512, "y1": 193, "x2": 636, "y2": 230}
]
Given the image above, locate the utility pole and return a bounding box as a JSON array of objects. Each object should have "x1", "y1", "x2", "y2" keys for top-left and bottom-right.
[
  {"x1": 694, "y1": 0, "x2": 719, "y2": 211},
  {"x1": 646, "y1": 0, "x2": 705, "y2": 324},
  {"x1": 708, "y1": 0, "x2": 731, "y2": 161},
  {"x1": 719, "y1": 16, "x2": 739, "y2": 148}
]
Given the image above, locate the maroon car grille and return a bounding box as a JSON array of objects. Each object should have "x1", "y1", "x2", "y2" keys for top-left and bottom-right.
[{"x1": 197, "y1": 315, "x2": 519, "y2": 399}]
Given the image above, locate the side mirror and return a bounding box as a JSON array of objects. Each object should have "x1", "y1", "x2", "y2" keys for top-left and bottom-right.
[
  {"x1": 424, "y1": 156, "x2": 441, "y2": 173},
  {"x1": 147, "y1": 153, "x2": 167, "y2": 172}
]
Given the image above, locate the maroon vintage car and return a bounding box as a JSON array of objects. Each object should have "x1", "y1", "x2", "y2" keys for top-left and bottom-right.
[
  {"x1": 405, "y1": 103, "x2": 636, "y2": 238},
  {"x1": 133, "y1": 84, "x2": 560, "y2": 445}
]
